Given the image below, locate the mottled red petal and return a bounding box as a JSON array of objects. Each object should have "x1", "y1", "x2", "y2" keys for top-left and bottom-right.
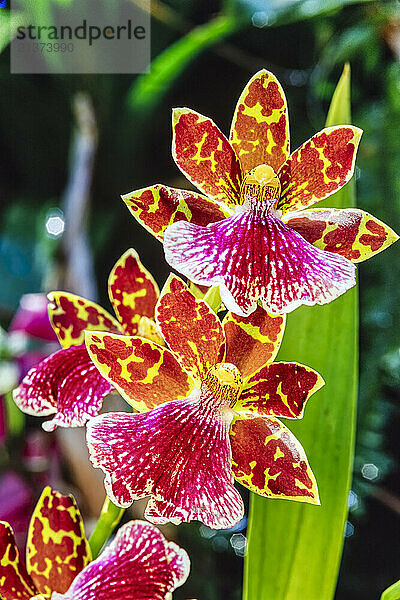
[
  {"x1": 26, "y1": 487, "x2": 91, "y2": 595},
  {"x1": 0, "y1": 522, "x2": 37, "y2": 600},
  {"x1": 108, "y1": 249, "x2": 160, "y2": 336},
  {"x1": 172, "y1": 108, "x2": 243, "y2": 207},
  {"x1": 238, "y1": 361, "x2": 324, "y2": 418},
  {"x1": 85, "y1": 332, "x2": 194, "y2": 412},
  {"x1": 164, "y1": 211, "x2": 356, "y2": 316},
  {"x1": 230, "y1": 69, "x2": 290, "y2": 173},
  {"x1": 223, "y1": 307, "x2": 286, "y2": 379},
  {"x1": 156, "y1": 275, "x2": 225, "y2": 384},
  {"x1": 284, "y1": 207, "x2": 399, "y2": 262},
  {"x1": 122, "y1": 184, "x2": 230, "y2": 242},
  {"x1": 52, "y1": 521, "x2": 190, "y2": 600},
  {"x1": 13, "y1": 345, "x2": 112, "y2": 431},
  {"x1": 87, "y1": 393, "x2": 244, "y2": 529},
  {"x1": 48, "y1": 292, "x2": 123, "y2": 349},
  {"x1": 230, "y1": 415, "x2": 319, "y2": 504},
  {"x1": 277, "y1": 126, "x2": 362, "y2": 213}
]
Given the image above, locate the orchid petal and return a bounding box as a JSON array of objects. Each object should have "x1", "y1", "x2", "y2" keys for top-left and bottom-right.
[
  {"x1": 0, "y1": 522, "x2": 37, "y2": 600},
  {"x1": 122, "y1": 184, "x2": 231, "y2": 242},
  {"x1": 108, "y1": 248, "x2": 160, "y2": 335},
  {"x1": 277, "y1": 126, "x2": 362, "y2": 213},
  {"x1": 48, "y1": 292, "x2": 123, "y2": 349},
  {"x1": 237, "y1": 361, "x2": 324, "y2": 418},
  {"x1": 230, "y1": 69, "x2": 290, "y2": 174},
  {"x1": 283, "y1": 207, "x2": 399, "y2": 262},
  {"x1": 172, "y1": 108, "x2": 242, "y2": 207},
  {"x1": 26, "y1": 487, "x2": 91, "y2": 595},
  {"x1": 9, "y1": 293, "x2": 58, "y2": 342},
  {"x1": 223, "y1": 307, "x2": 286, "y2": 379},
  {"x1": 85, "y1": 332, "x2": 194, "y2": 412},
  {"x1": 164, "y1": 212, "x2": 356, "y2": 316},
  {"x1": 13, "y1": 345, "x2": 112, "y2": 431},
  {"x1": 156, "y1": 275, "x2": 225, "y2": 385},
  {"x1": 87, "y1": 395, "x2": 244, "y2": 529},
  {"x1": 230, "y1": 415, "x2": 319, "y2": 504},
  {"x1": 52, "y1": 521, "x2": 189, "y2": 600}
]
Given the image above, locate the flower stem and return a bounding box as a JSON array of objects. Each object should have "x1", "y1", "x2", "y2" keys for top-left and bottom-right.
[
  {"x1": 203, "y1": 285, "x2": 222, "y2": 314},
  {"x1": 88, "y1": 497, "x2": 125, "y2": 558}
]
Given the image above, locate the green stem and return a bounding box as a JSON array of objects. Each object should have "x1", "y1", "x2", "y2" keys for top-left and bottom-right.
[
  {"x1": 88, "y1": 498, "x2": 125, "y2": 559},
  {"x1": 203, "y1": 285, "x2": 222, "y2": 314}
]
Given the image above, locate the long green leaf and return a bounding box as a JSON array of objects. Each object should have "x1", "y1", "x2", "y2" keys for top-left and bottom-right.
[
  {"x1": 126, "y1": 14, "x2": 244, "y2": 117},
  {"x1": 382, "y1": 580, "x2": 400, "y2": 600},
  {"x1": 243, "y1": 64, "x2": 358, "y2": 600}
]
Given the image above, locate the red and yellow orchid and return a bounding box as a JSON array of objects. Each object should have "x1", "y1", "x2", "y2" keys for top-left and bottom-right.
[
  {"x1": 0, "y1": 486, "x2": 189, "y2": 600},
  {"x1": 13, "y1": 249, "x2": 162, "y2": 431},
  {"x1": 85, "y1": 276, "x2": 323, "y2": 530},
  {"x1": 123, "y1": 69, "x2": 398, "y2": 316}
]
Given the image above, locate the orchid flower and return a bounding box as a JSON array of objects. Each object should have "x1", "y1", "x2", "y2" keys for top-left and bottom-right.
[
  {"x1": 0, "y1": 486, "x2": 189, "y2": 600},
  {"x1": 85, "y1": 276, "x2": 323, "y2": 529},
  {"x1": 13, "y1": 250, "x2": 162, "y2": 431},
  {"x1": 123, "y1": 70, "x2": 398, "y2": 316}
]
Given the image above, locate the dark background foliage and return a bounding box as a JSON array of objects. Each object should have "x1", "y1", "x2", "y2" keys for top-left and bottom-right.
[{"x1": 1, "y1": 1, "x2": 400, "y2": 599}]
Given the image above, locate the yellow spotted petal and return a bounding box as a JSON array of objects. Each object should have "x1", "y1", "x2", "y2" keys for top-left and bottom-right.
[
  {"x1": 172, "y1": 108, "x2": 243, "y2": 207},
  {"x1": 283, "y1": 207, "x2": 399, "y2": 263},
  {"x1": 85, "y1": 331, "x2": 194, "y2": 412},
  {"x1": 230, "y1": 414, "x2": 319, "y2": 504},
  {"x1": 26, "y1": 487, "x2": 91, "y2": 595},
  {"x1": 48, "y1": 292, "x2": 123, "y2": 349},
  {"x1": 230, "y1": 69, "x2": 290, "y2": 174},
  {"x1": 223, "y1": 307, "x2": 286, "y2": 379},
  {"x1": 108, "y1": 248, "x2": 160, "y2": 336},
  {"x1": 277, "y1": 126, "x2": 362, "y2": 213}
]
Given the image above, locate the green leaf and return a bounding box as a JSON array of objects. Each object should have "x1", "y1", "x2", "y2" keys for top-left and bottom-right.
[
  {"x1": 203, "y1": 286, "x2": 222, "y2": 314},
  {"x1": 243, "y1": 64, "x2": 358, "y2": 600},
  {"x1": 126, "y1": 14, "x2": 244, "y2": 117},
  {"x1": 0, "y1": 10, "x2": 25, "y2": 55},
  {"x1": 382, "y1": 580, "x2": 400, "y2": 600},
  {"x1": 4, "y1": 390, "x2": 25, "y2": 437}
]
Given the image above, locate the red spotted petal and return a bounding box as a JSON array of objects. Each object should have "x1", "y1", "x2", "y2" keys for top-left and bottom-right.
[
  {"x1": 230, "y1": 415, "x2": 319, "y2": 504},
  {"x1": 26, "y1": 487, "x2": 91, "y2": 595},
  {"x1": 85, "y1": 332, "x2": 194, "y2": 412},
  {"x1": 237, "y1": 361, "x2": 324, "y2": 418},
  {"x1": 13, "y1": 345, "x2": 112, "y2": 431},
  {"x1": 230, "y1": 69, "x2": 290, "y2": 174},
  {"x1": 283, "y1": 207, "x2": 399, "y2": 262},
  {"x1": 48, "y1": 292, "x2": 123, "y2": 349},
  {"x1": 164, "y1": 210, "x2": 356, "y2": 316},
  {"x1": 277, "y1": 126, "x2": 362, "y2": 213},
  {"x1": 122, "y1": 184, "x2": 230, "y2": 242},
  {"x1": 108, "y1": 248, "x2": 160, "y2": 335},
  {"x1": 223, "y1": 307, "x2": 286, "y2": 379},
  {"x1": 87, "y1": 393, "x2": 244, "y2": 529},
  {"x1": 52, "y1": 521, "x2": 190, "y2": 600},
  {"x1": 156, "y1": 275, "x2": 225, "y2": 385},
  {"x1": 0, "y1": 522, "x2": 37, "y2": 600},
  {"x1": 172, "y1": 108, "x2": 243, "y2": 207}
]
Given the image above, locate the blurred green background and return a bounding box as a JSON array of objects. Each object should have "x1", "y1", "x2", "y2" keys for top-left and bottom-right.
[{"x1": 1, "y1": 1, "x2": 400, "y2": 599}]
